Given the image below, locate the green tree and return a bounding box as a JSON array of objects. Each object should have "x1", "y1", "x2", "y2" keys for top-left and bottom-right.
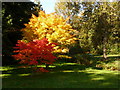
[{"x1": 91, "y1": 2, "x2": 119, "y2": 59}]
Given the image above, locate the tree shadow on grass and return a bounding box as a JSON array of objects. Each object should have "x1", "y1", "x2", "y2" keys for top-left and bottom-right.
[
  {"x1": 2, "y1": 64, "x2": 87, "y2": 79},
  {"x1": 2, "y1": 64, "x2": 120, "y2": 88},
  {"x1": 52, "y1": 64, "x2": 87, "y2": 71}
]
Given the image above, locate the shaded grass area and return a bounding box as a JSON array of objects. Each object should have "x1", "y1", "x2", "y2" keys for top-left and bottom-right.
[{"x1": 1, "y1": 63, "x2": 120, "y2": 88}]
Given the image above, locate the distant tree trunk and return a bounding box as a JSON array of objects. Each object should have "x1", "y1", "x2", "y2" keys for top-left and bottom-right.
[
  {"x1": 103, "y1": 33, "x2": 107, "y2": 60},
  {"x1": 103, "y1": 43, "x2": 107, "y2": 59},
  {"x1": 46, "y1": 64, "x2": 50, "y2": 69}
]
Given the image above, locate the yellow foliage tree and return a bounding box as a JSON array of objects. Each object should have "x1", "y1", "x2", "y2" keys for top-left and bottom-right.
[{"x1": 21, "y1": 11, "x2": 77, "y2": 53}]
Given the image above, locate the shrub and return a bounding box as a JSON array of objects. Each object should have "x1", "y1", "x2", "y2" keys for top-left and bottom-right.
[{"x1": 73, "y1": 53, "x2": 97, "y2": 66}]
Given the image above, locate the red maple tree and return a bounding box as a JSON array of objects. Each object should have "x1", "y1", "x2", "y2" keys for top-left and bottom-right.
[{"x1": 12, "y1": 38, "x2": 57, "y2": 72}]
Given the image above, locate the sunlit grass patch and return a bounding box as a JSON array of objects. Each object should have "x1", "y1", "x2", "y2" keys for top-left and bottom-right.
[
  {"x1": 18, "y1": 73, "x2": 31, "y2": 76},
  {"x1": 91, "y1": 77, "x2": 105, "y2": 80},
  {"x1": 53, "y1": 63, "x2": 78, "y2": 66},
  {"x1": 85, "y1": 68, "x2": 119, "y2": 74},
  {"x1": 0, "y1": 74, "x2": 11, "y2": 77},
  {"x1": 0, "y1": 66, "x2": 15, "y2": 71},
  {"x1": 61, "y1": 70, "x2": 84, "y2": 73},
  {"x1": 94, "y1": 54, "x2": 120, "y2": 57},
  {"x1": 107, "y1": 54, "x2": 120, "y2": 57}
]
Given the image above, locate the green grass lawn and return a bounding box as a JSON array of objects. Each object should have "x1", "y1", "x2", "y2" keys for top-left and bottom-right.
[{"x1": 1, "y1": 63, "x2": 120, "y2": 88}]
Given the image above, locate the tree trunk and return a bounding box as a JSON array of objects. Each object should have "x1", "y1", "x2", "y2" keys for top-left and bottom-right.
[
  {"x1": 103, "y1": 36, "x2": 107, "y2": 60},
  {"x1": 46, "y1": 64, "x2": 50, "y2": 69},
  {"x1": 103, "y1": 43, "x2": 107, "y2": 59}
]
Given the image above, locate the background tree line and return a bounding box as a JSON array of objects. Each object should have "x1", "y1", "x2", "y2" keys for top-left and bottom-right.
[{"x1": 55, "y1": 0, "x2": 120, "y2": 60}]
